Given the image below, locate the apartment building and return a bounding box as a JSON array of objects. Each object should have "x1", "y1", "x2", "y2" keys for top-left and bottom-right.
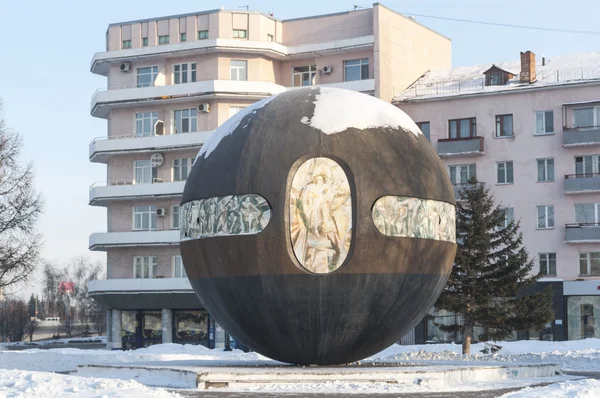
[
  {"x1": 395, "y1": 51, "x2": 600, "y2": 343},
  {"x1": 88, "y1": 4, "x2": 451, "y2": 350}
]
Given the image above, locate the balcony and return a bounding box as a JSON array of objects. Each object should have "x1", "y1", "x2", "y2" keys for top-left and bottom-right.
[
  {"x1": 90, "y1": 131, "x2": 213, "y2": 163},
  {"x1": 563, "y1": 126, "x2": 600, "y2": 147},
  {"x1": 565, "y1": 223, "x2": 600, "y2": 243},
  {"x1": 89, "y1": 230, "x2": 180, "y2": 251},
  {"x1": 88, "y1": 278, "x2": 202, "y2": 310},
  {"x1": 89, "y1": 180, "x2": 185, "y2": 206},
  {"x1": 437, "y1": 137, "x2": 485, "y2": 157},
  {"x1": 564, "y1": 173, "x2": 600, "y2": 194},
  {"x1": 91, "y1": 80, "x2": 287, "y2": 118}
]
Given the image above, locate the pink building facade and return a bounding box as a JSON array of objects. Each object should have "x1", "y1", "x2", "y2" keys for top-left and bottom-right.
[
  {"x1": 88, "y1": 4, "x2": 451, "y2": 350},
  {"x1": 396, "y1": 51, "x2": 600, "y2": 342}
]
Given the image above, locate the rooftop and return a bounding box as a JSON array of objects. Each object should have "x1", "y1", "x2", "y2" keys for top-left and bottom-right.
[{"x1": 394, "y1": 52, "x2": 600, "y2": 103}]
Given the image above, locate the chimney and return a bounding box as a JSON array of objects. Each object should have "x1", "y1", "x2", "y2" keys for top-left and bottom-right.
[{"x1": 520, "y1": 51, "x2": 536, "y2": 83}]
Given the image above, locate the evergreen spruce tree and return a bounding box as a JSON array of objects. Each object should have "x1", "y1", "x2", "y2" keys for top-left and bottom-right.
[
  {"x1": 434, "y1": 179, "x2": 554, "y2": 354},
  {"x1": 27, "y1": 294, "x2": 36, "y2": 319}
]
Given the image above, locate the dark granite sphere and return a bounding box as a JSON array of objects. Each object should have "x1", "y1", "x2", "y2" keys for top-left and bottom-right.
[{"x1": 180, "y1": 87, "x2": 456, "y2": 365}]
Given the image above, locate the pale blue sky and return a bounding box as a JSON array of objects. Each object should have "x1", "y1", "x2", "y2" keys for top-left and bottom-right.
[{"x1": 1, "y1": 0, "x2": 599, "y2": 297}]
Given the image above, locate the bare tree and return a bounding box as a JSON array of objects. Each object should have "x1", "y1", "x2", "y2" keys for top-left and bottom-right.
[
  {"x1": 0, "y1": 101, "x2": 43, "y2": 289},
  {"x1": 5, "y1": 299, "x2": 29, "y2": 342}
]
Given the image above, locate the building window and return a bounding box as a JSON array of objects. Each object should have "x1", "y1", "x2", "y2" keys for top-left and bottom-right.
[
  {"x1": 122, "y1": 40, "x2": 132, "y2": 49},
  {"x1": 536, "y1": 111, "x2": 554, "y2": 134},
  {"x1": 575, "y1": 203, "x2": 600, "y2": 224},
  {"x1": 172, "y1": 205, "x2": 180, "y2": 229},
  {"x1": 174, "y1": 63, "x2": 196, "y2": 84},
  {"x1": 158, "y1": 35, "x2": 169, "y2": 45},
  {"x1": 567, "y1": 296, "x2": 600, "y2": 340},
  {"x1": 230, "y1": 60, "x2": 248, "y2": 81},
  {"x1": 198, "y1": 30, "x2": 208, "y2": 40},
  {"x1": 497, "y1": 161, "x2": 514, "y2": 184},
  {"x1": 344, "y1": 58, "x2": 369, "y2": 81},
  {"x1": 539, "y1": 253, "x2": 557, "y2": 276},
  {"x1": 134, "y1": 159, "x2": 157, "y2": 184},
  {"x1": 579, "y1": 252, "x2": 600, "y2": 275},
  {"x1": 495, "y1": 114, "x2": 514, "y2": 137},
  {"x1": 174, "y1": 109, "x2": 197, "y2": 134},
  {"x1": 502, "y1": 207, "x2": 514, "y2": 229},
  {"x1": 134, "y1": 256, "x2": 158, "y2": 279},
  {"x1": 448, "y1": 118, "x2": 476, "y2": 139},
  {"x1": 537, "y1": 158, "x2": 555, "y2": 182},
  {"x1": 142, "y1": 37, "x2": 148, "y2": 47},
  {"x1": 136, "y1": 66, "x2": 159, "y2": 88},
  {"x1": 489, "y1": 73, "x2": 501, "y2": 85},
  {"x1": 180, "y1": 32, "x2": 187, "y2": 42},
  {"x1": 173, "y1": 158, "x2": 193, "y2": 181},
  {"x1": 173, "y1": 255, "x2": 187, "y2": 278},
  {"x1": 573, "y1": 107, "x2": 600, "y2": 129},
  {"x1": 449, "y1": 164, "x2": 476, "y2": 185},
  {"x1": 575, "y1": 155, "x2": 600, "y2": 177},
  {"x1": 417, "y1": 122, "x2": 430, "y2": 142},
  {"x1": 133, "y1": 205, "x2": 157, "y2": 231},
  {"x1": 267, "y1": 34, "x2": 274, "y2": 42},
  {"x1": 135, "y1": 112, "x2": 158, "y2": 137},
  {"x1": 233, "y1": 29, "x2": 247, "y2": 38},
  {"x1": 292, "y1": 65, "x2": 316, "y2": 87},
  {"x1": 537, "y1": 205, "x2": 555, "y2": 229}
]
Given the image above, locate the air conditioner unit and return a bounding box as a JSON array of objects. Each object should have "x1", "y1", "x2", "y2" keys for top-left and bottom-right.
[
  {"x1": 322, "y1": 65, "x2": 333, "y2": 74},
  {"x1": 119, "y1": 62, "x2": 132, "y2": 72},
  {"x1": 156, "y1": 208, "x2": 167, "y2": 217},
  {"x1": 154, "y1": 120, "x2": 164, "y2": 136},
  {"x1": 198, "y1": 103, "x2": 210, "y2": 113}
]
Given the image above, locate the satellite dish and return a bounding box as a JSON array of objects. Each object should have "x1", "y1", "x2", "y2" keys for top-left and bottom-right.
[{"x1": 151, "y1": 153, "x2": 164, "y2": 167}]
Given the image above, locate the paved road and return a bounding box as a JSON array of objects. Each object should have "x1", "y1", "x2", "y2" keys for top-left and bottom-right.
[{"x1": 173, "y1": 386, "x2": 549, "y2": 398}]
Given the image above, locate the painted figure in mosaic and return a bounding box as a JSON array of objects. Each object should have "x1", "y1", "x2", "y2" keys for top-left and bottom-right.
[
  {"x1": 216, "y1": 197, "x2": 230, "y2": 234},
  {"x1": 207, "y1": 199, "x2": 217, "y2": 234},
  {"x1": 240, "y1": 196, "x2": 261, "y2": 233},
  {"x1": 198, "y1": 203, "x2": 207, "y2": 236}
]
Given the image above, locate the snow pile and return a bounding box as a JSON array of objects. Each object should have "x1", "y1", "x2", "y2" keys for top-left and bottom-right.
[
  {"x1": 368, "y1": 339, "x2": 600, "y2": 371},
  {"x1": 0, "y1": 369, "x2": 181, "y2": 398},
  {"x1": 196, "y1": 95, "x2": 279, "y2": 160},
  {"x1": 0, "y1": 343, "x2": 275, "y2": 373},
  {"x1": 302, "y1": 87, "x2": 422, "y2": 136},
  {"x1": 500, "y1": 379, "x2": 600, "y2": 397}
]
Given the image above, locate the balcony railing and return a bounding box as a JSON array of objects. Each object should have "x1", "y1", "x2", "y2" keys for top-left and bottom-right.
[
  {"x1": 563, "y1": 125, "x2": 600, "y2": 147},
  {"x1": 437, "y1": 136, "x2": 484, "y2": 157},
  {"x1": 89, "y1": 179, "x2": 186, "y2": 206},
  {"x1": 564, "y1": 173, "x2": 600, "y2": 194},
  {"x1": 565, "y1": 222, "x2": 600, "y2": 242}
]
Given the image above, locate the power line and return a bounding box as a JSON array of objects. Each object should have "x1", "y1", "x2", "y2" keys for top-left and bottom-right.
[{"x1": 401, "y1": 12, "x2": 600, "y2": 36}]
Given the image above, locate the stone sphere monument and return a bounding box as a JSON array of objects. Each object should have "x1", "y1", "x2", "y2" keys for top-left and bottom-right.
[{"x1": 180, "y1": 87, "x2": 456, "y2": 365}]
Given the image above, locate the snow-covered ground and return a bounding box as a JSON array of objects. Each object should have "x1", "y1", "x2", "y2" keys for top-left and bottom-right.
[
  {"x1": 0, "y1": 339, "x2": 599, "y2": 396},
  {"x1": 500, "y1": 379, "x2": 600, "y2": 397}
]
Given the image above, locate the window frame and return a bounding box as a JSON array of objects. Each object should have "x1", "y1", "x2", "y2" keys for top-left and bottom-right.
[
  {"x1": 230, "y1": 59, "x2": 248, "y2": 81},
  {"x1": 180, "y1": 32, "x2": 187, "y2": 42},
  {"x1": 502, "y1": 207, "x2": 514, "y2": 229},
  {"x1": 537, "y1": 205, "x2": 555, "y2": 229},
  {"x1": 343, "y1": 58, "x2": 369, "y2": 82},
  {"x1": 579, "y1": 252, "x2": 600, "y2": 275},
  {"x1": 173, "y1": 158, "x2": 193, "y2": 181},
  {"x1": 136, "y1": 66, "x2": 159, "y2": 88},
  {"x1": 535, "y1": 110, "x2": 554, "y2": 135},
  {"x1": 133, "y1": 256, "x2": 158, "y2": 279},
  {"x1": 292, "y1": 65, "x2": 317, "y2": 87},
  {"x1": 537, "y1": 158, "x2": 555, "y2": 182},
  {"x1": 198, "y1": 30, "x2": 208, "y2": 40},
  {"x1": 539, "y1": 253, "x2": 557, "y2": 276},
  {"x1": 135, "y1": 111, "x2": 159, "y2": 137},
  {"x1": 495, "y1": 114, "x2": 514, "y2": 138},
  {"x1": 575, "y1": 155, "x2": 600, "y2": 177},
  {"x1": 173, "y1": 108, "x2": 198, "y2": 134},
  {"x1": 448, "y1": 164, "x2": 476, "y2": 185},
  {"x1": 142, "y1": 37, "x2": 148, "y2": 47},
  {"x1": 173, "y1": 63, "x2": 197, "y2": 84},
  {"x1": 233, "y1": 29, "x2": 247, "y2": 39},
  {"x1": 416, "y1": 121, "x2": 431, "y2": 142},
  {"x1": 496, "y1": 161, "x2": 514, "y2": 184},
  {"x1": 171, "y1": 205, "x2": 181, "y2": 229},
  {"x1": 172, "y1": 255, "x2": 187, "y2": 278},
  {"x1": 158, "y1": 35, "x2": 170, "y2": 45},
  {"x1": 134, "y1": 159, "x2": 157, "y2": 184},
  {"x1": 448, "y1": 117, "x2": 477, "y2": 139},
  {"x1": 122, "y1": 40, "x2": 132, "y2": 49},
  {"x1": 573, "y1": 106, "x2": 600, "y2": 129},
  {"x1": 133, "y1": 205, "x2": 157, "y2": 231}
]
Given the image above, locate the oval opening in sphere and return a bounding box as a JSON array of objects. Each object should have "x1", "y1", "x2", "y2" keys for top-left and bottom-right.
[
  {"x1": 180, "y1": 194, "x2": 271, "y2": 240},
  {"x1": 290, "y1": 157, "x2": 352, "y2": 273},
  {"x1": 372, "y1": 196, "x2": 456, "y2": 242}
]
